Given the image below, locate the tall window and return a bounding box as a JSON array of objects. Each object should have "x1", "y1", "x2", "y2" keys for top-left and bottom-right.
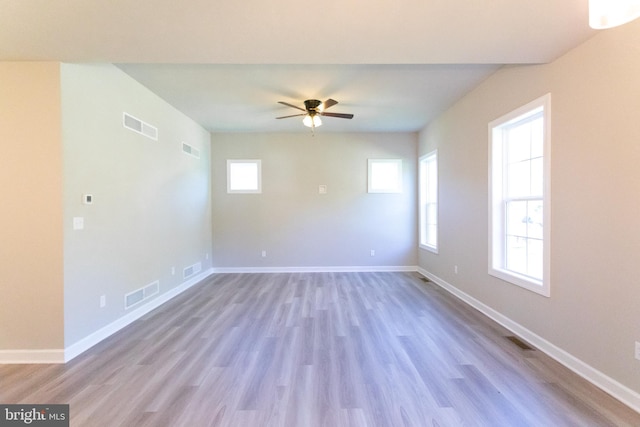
[
  {"x1": 227, "y1": 159, "x2": 262, "y2": 193},
  {"x1": 419, "y1": 151, "x2": 438, "y2": 252},
  {"x1": 489, "y1": 94, "x2": 550, "y2": 297}
]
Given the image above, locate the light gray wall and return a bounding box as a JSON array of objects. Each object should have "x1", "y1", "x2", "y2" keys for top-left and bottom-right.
[
  {"x1": 61, "y1": 64, "x2": 212, "y2": 347},
  {"x1": 211, "y1": 132, "x2": 418, "y2": 269},
  {"x1": 419, "y1": 21, "x2": 640, "y2": 393},
  {"x1": 0, "y1": 62, "x2": 64, "y2": 350}
]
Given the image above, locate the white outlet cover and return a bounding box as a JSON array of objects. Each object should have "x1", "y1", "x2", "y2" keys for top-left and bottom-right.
[{"x1": 319, "y1": 185, "x2": 327, "y2": 194}]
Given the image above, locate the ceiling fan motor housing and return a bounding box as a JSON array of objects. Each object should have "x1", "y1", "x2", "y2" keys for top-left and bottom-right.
[{"x1": 304, "y1": 99, "x2": 322, "y2": 113}]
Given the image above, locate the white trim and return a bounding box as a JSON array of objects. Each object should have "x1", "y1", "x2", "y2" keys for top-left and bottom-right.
[
  {"x1": 212, "y1": 265, "x2": 418, "y2": 274},
  {"x1": 0, "y1": 349, "x2": 65, "y2": 364},
  {"x1": 416, "y1": 267, "x2": 640, "y2": 414},
  {"x1": 0, "y1": 268, "x2": 214, "y2": 364},
  {"x1": 488, "y1": 93, "x2": 551, "y2": 297},
  {"x1": 419, "y1": 150, "x2": 438, "y2": 252},
  {"x1": 419, "y1": 244, "x2": 438, "y2": 254},
  {"x1": 63, "y1": 268, "x2": 213, "y2": 363}
]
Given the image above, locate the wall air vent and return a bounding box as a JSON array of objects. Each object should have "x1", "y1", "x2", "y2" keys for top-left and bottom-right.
[
  {"x1": 143, "y1": 281, "x2": 159, "y2": 299},
  {"x1": 123, "y1": 112, "x2": 158, "y2": 141},
  {"x1": 124, "y1": 289, "x2": 144, "y2": 309},
  {"x1": 124, "y1": 280, "x2": 160, "y2": 310},
  {"x1": 183, "y1": 262, "x2": 202, "y2": 280},
  {"x1": 182, "y1": 142, "x2": 200, "y2": 159}
]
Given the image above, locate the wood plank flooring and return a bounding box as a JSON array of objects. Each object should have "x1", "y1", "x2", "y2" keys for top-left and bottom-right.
[{"x1": 2, "y1": 272, "x2": 639, "y2": 426}]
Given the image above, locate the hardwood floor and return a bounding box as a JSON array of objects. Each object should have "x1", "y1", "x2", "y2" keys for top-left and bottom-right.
[{"x1": 2, "y1": 272, "x2": 639, "y2": 426}]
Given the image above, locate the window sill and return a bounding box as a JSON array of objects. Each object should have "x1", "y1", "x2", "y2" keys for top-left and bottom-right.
[
  {"x1": 489, "y1": 267, "x2": 549, "y2": 297},
  {"x1": 419, "y1": 244, "x2": 438, "y2": 254}
]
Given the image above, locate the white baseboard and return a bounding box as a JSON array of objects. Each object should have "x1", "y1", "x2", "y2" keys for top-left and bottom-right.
[
  {"x1": 416, "y1": 267, "x2": 640, "y2": 414},
  {"x1": 0, "y1": 268, "x2": 214, "y2": 365},
  {"x1": 63, "y1": 268, "x2": 214, "y2": 362},
  {"x1": 212, "y1": 265, "x2": 419, "y2": 274}
]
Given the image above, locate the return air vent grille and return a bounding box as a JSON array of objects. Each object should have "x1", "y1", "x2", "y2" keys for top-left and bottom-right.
[
  {"x1": 143, "y1": 281, "x2": 159, "y2": 299},
  {"x1": 125, "y1": 280, "x2": 160, "y2": 310},
  {"x1": 123, "y1": 112, "x2": 158, "y2": 141},
  {"x1": 182, "y1": 142, "x2": 200, "y2": 159},
  {"x1": 183, "y1": 262, "x2": 202, "y2": 280}
]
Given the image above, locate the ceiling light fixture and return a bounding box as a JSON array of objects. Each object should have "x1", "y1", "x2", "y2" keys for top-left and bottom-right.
[
  {"x1": 303, "y1": 114, "x2": 322, "y2": 128},
  {"x1": 589, "y1": 0, "x2": 640, "y2": 29}
]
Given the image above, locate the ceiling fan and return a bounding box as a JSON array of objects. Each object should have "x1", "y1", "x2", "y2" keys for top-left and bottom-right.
[{"x1": 276, "y1": 99, "x2": 354, "y2": 128}]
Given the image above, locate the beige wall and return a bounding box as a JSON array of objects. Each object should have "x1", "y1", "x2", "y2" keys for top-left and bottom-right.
[
  {"x1": 419, "y1": 21, "x2": 640, "y2": 393},
  {"x1": 0, "y1": 62, "x2": 64, "y2": 350},
  {"x1": 61, "y1": 64, "x2": 212, "y2": 347},
  {"x1": 211, "y1": 132, "x2": 418, "y2": 269}
]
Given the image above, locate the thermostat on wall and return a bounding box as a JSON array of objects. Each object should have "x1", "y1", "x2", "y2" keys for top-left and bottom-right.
[{"x1": 82, "y1": 194, "x2": 94, "y2": 205}]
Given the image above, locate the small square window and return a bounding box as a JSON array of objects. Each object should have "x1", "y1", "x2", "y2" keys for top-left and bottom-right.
[
  {"x1": 368, "y1": 159, "x2": 402, "y2": 193},
  {"x1": 227, "y1": 160, "x2": 262, "y2": 194}
]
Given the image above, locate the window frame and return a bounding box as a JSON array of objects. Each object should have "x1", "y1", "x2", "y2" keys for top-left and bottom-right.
[
  {"x1": 488, "y1": 94, "x2": 551, "y2": 297},
  {"x1": 226, "y1": 159, "x2": 262, "y2": 194},
  {"x1": 419, "y1": 150, "x2": 438, "y2": 253},
  {"x1": 367, "y1": 159, "x2": 403, "y2": 193}
]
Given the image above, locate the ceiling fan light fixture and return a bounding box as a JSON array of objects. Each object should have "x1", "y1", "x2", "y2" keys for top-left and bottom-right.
[
  {"x1": 303, "y1": 114, "x2": 322, "y2": 128},
  {"x1": 589, "y1": 0, "x2": 640, "y2": 29}
]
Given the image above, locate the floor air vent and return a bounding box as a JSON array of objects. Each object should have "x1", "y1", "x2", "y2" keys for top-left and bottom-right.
[
  {"x1": 123, "y1": 112, "x2": 158, "y2": 141},
  {"x1": 506, "y1": 336, "x2": 534, "y2": 351}
]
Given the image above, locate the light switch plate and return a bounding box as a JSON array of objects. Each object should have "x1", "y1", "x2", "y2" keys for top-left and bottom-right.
[
  {"x1": 319, "y1": 185, "x2": 327, "y2": 194},
  {"x1": 73, "y1": 217, "x2": 84, "y2": 230}
]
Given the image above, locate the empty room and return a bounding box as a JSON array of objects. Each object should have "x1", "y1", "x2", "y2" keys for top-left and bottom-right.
[{"x1": 2, "y1": 1, "x2": 640, "y2": 426}]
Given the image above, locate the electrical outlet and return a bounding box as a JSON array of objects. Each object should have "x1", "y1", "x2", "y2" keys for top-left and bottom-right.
[
  {"x1": 370, "y1": 250, "x2": 375, "y2": 257},
  {"x1": 262, "y1": 250, "x2": 267, "y2": 258},
  {"x1": 100, "y1": 295, "x2": 106, "y2": 308},
  {"x1": 635, "y1": 342, "x2": 640, "y2": 360},
  {"x1": 171, "y1": 266, "x2": 175, "y2": 276},
  {"x1": 454, "y1": 265, "x2": 458, "y2": 274}
]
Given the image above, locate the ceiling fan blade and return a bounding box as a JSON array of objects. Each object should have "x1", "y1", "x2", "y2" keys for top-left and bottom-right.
[
  {"x1": 278, "y1": 101, "x2": 306, "y2": 112},
  {"x1": 320, "y1": 112, "x2": 354, "y2": 119},
  {"x1": 276, "y1": 113, "x2": 306, "y2": 119},
  {"x1": 323, "y1": 99, "x2": 338, "y2": 110}
]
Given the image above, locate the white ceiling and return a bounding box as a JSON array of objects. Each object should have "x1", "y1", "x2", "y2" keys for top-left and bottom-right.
[{"x1": 1, "y1": 0, "x2": 596, "y2": 132}]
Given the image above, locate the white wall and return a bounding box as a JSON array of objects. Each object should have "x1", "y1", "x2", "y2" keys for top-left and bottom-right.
[
  {"x1": 419, "y1": 20, "x2": 640, "y2": 396},
  {"x1": 0, "y1": 63, "x2": 64, "y2": 352},
  {"x1": 61, "y1": 64, "x2": 212, "y2": 347},
  {"x1": 211, "y1": 132, "x2": 418, "y2": 269}
]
